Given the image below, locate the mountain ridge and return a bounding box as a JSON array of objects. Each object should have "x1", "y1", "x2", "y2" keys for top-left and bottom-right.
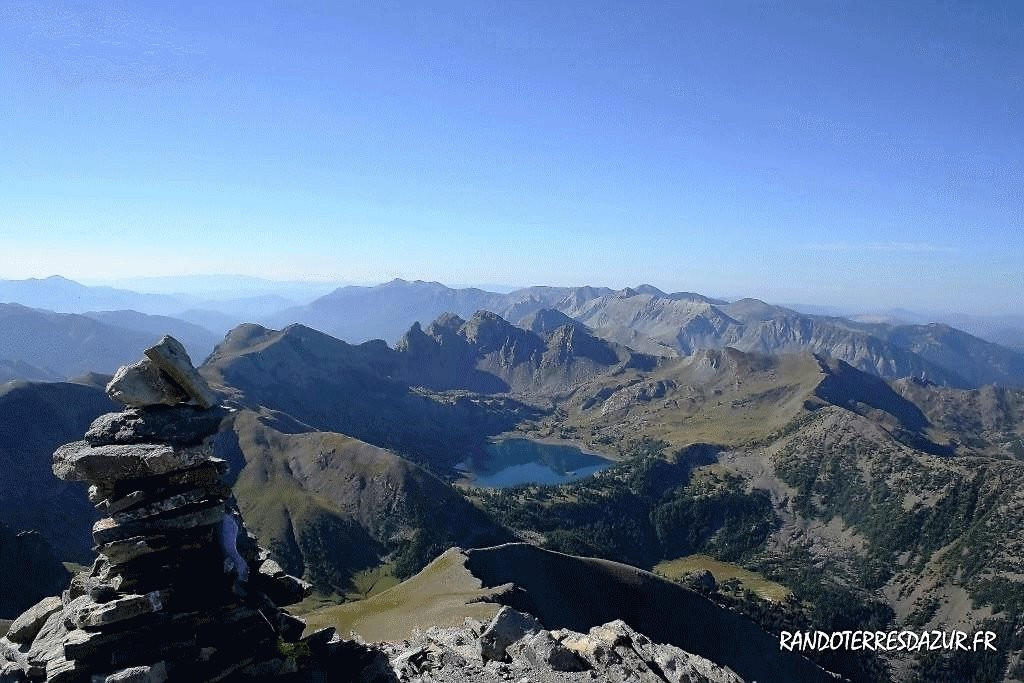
[{"x1": 262, "y1": 280, "x2": 1024, "y2": 389}]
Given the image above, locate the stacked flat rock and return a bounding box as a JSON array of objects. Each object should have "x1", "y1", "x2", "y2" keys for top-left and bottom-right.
[{"x1": 0, "y1": 337, "x2": 386, "y2": 682}]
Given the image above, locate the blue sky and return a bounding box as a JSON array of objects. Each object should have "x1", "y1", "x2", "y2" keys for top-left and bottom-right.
[{"x1": 0, "y1": 1, "x2": 1021, "y2": 313}]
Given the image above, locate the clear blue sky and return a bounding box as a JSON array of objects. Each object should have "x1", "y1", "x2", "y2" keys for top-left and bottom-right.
[{"x1": 1, "y1": 1, "x2": 1021, "y2": 313}]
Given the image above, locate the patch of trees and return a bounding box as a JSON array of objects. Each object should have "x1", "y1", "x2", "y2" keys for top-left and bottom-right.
[{"x1": 477, "y1": 437, "x2": 777, "y2": 577}]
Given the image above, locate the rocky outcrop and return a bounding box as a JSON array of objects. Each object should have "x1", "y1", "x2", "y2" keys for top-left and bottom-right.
[
  {"x1": 382, "y1": 606, "x2": 745, "y2": 682},
  {"x1": 0, "y1": 337, "x2": 391, "y2": 682}
]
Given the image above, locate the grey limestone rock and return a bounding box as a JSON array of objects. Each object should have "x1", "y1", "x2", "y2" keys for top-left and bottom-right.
[
  {"x1": 84, "y1": 405, "x2": 227, "y2": 447},
  {"x1": 253, "y1": 557, "x2": 313, "y2": 606},
  {"x1": 4, "y1": 598, "x2": 62, "y2": 646},
  {"x1": 104, "y1": 661, "x2": 168, "y2": 683},
  {"x1": 67, "y1": 592, "x2": 166, "y2": 630},
  {"x1": 91, "y1": 504, "x2": 225, "y2": 545},
  {"x1": 507, "y1": 631, "x2": 588, "y2": 672},
  {"x1": 380, "y1": 614, "x2": 747, "y2": 683},
  {"x1": 105, "y1": 360, "x2": 187, "y2": 408},
  {"x1": 24, "y1": 611, "x2": 67, "y2": 673},
  {"x1": 143, "y1": 336, "x2": 217, "y2": 409},
  {"x1": 479, "y1": 606, "x2": 541, "y2": 663},
  {"x1": 52, "y1": 441, "x2": 214, "y2": 483},
  {"x1": 686, "y1": 569, "x2": 717, "y2": 593}
]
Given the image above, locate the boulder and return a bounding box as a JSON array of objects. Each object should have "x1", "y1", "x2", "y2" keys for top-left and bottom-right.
[
  {"x1": 380, "y1": 614, "x2": 747, "y2": 683},
  {"x1": 1, "y1": 636, "x2": 29, "y2": 674},
  {"x1": 557, "y1": 631, "x2": 621, "y2": 666},
  {"x1": 91, "y1": 504, "x2": 224, "y2": 545},
  {"x1": 104, "y1": 662, "x2": 168, "y2": 683},
  {"x1": 106, "y1": 360, "x2": 188, "y2": 408},
  {"x1": 391, "y1": 643, "x2": 447, "y2": 677},
  {"x1": 143, "y1": 337, "x2": 217, "y2": 409},
  {"x1": 85, "y1": 406, "x2": 227, "y2": 447},
  {"x1": 4, "y1": 598, "x2": 62, "y2": 645},
  {"x1": 107, "y1": 486, "x2": 230, "y2": 525},
  {"x1": 300, "y1": 627, "x2": 337, "y2": 656},
  {"x1": 97, "y1": 533, "x2": 191, "y2": 567},
  {"x1": 25, "y1": 611, "x2": 68, "y2": 671},
  {"x1": 60, "y1": 628, "x2": 125, "y2": 661},
  {"x1": 587, "y1": 620, "x2": 633, "y2": 648},
  {"x1": 252, "y1": 558, "x2": 312, "y2": 606},
  {"x1": 479, "y1": 607, "x2": 541, "y2": 663},
  {"x1": 52, "y1": 441, "x2": 214, "y2": 483},
  {"x1": 68, "y1": 592, "x2": 166, "y2": 630},
  {"x1": 506, "y1": 631, "x2": 589, "y2": 672},
  {"x1": 99, "y1": 461, "x2": 228, "y2": 514},
  {"x1": 43, "y1": 656, "x2": 82, "y2": 682},
  {"x1": 0, "y1": 658, "x2": 27, "y2": 682}
]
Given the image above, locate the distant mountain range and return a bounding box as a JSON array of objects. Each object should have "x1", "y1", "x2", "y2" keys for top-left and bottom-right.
[
  {"x1": 0, "y1": 303, "x2": 217, "y2": 379},
  {"x1": 0, "y1": 359, "x2": 60, "y2": 384},
  {"x1": 269, "y1": 279, "x2": 1024, "y2": 389},
  {"x1": 0, "y1": 275, "x2": 321, "y2": 336},
  {"x1": 1, "y1": 276, "x2": 1022, "y2": 390},
  {"x1": 0, "y1": 276, "x2": 183, "y2": 315}
]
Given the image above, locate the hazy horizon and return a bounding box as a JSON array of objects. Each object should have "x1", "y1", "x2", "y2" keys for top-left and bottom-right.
[
  {"x1": 2, "y1": 2, "x2": 1022, "y2": 315},
  {"x1": 1, "y1": 271, "x2": 1021, "y2": 321}
]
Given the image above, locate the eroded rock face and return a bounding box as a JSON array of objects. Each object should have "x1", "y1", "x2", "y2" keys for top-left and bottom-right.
[
  {"x1": 105, "y1": 360, "x2": 188, "y2": 408},
  {"x1": 4, "y1": 598, "x2": 62, "y2": 646},
  {"x1": 382, "y1": 610, "x2": 746, "y2": 683},
  {"x1": 84, "y1": 406, "x2": 227, "y2": 447},
  {"x1": 0, "y1": 338, "x2": 390, "y2": 682},
  {"x1": 479, "y1": 606, "x2": 541, "y2": 662},
  {"x1": 52, "y1": 441, "x2": 215, "y2": 483},
  {"x1": 104, "y1": 336, "x2": 218, "y2": 410},
  {"x1": 143, "y1": 336, "x2": 218, "y2": 409}
]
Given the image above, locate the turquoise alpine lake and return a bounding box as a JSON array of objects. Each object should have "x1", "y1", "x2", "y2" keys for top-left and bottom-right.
[{"x1": 458, "y1": 438, "x2": 613, "y2": 488}]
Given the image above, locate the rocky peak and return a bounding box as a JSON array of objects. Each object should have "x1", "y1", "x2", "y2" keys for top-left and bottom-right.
[
  {"x1": 395, "y1": 321, "x2": 432, "y2": 354},
  {"x1": 426, "y1": 313, "x2": 466, "y2": 336},
  {"x1": 518, "y1": 308, "x2": 585, "y2": 335},
  {"x1": 631, "y1": 284, "x2": 667, "y2": 297},
  {"x1": 460, "y1": 311, "x2": 543, "y2": 358}
]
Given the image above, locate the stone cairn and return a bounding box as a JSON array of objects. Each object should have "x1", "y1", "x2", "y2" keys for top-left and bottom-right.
[{"x1": 1, "y1": 337, "x2": 389, "y2": 683}]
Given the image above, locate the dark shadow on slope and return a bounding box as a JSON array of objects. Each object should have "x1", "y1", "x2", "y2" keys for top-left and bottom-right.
[
  {"x1": 0, "y1": 381, "x2": 116, "y2": 561},
  {"x1": 0, "y1": 524, "x2": 71, "y2": 618},
  {"x1": 813, "y1": 357, "x2": 953, "y2": 456},
  {"x1": 224, "y1": 410, "x2": 513, "y2": 593},
  {"x1": 202, "y1": 323, "x2": 543, "y2": 473},
  {"x1": 465, "y1": 543, "x2": 840, "y2": 683}
]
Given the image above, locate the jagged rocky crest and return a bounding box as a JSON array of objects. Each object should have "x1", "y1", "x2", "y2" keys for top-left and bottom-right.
[
  {"x1": 0, "y1": 337, "x2": 390, "y2": 682},
  {"x1": 383, "y1": 605, "x2": 745, "y2": 683}
]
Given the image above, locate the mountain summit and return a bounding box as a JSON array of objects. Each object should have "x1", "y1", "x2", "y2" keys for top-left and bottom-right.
[{"x1": 265, "y1": 281, "x2": 1024, "y2": 389}]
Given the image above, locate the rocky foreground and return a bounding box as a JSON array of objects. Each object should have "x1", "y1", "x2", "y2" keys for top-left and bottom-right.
[{"x1": 382, "y1": 605, "x2": 744, "y2": 683}]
